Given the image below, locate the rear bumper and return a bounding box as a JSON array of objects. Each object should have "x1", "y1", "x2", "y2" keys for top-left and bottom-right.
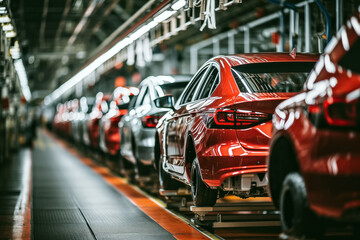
[{"x1": 200, "y1": 154, "x2": 268, "y2": 187}]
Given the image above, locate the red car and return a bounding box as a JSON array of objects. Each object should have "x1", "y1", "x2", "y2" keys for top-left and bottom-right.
[
  {"x1": 99, "y1": 87, "x2": 138, "y2": 157},
  {"x1": 268, "y1": 10, "x2": 360, "y2": 238},
  {"x1": 155, "y1": 53, "x2": 318, "y2": 206},
  {"x1": 87, "y1": 92, "x2": 111, "y2": 150}
]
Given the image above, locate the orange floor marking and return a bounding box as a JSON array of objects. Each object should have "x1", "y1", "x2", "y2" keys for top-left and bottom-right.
[
  {"x1": 45, "y1": 130, "x2": 210, "y2": 240},
  {"x1": 21, "y1": 157, "x2": 32, "y2": 240}
]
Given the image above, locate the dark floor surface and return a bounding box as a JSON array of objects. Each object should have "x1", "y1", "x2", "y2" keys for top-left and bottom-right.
[
  {"x1": 31, "y1": 131, "x2": 176, "y2": 240},
  {"x1": 0, "y1": 131, "x2": 176, "y2": 240}
]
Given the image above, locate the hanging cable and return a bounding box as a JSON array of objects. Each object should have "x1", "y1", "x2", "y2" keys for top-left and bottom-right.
[{"x1": 200, "y1": 0, "x2": 216, "y2": 31}]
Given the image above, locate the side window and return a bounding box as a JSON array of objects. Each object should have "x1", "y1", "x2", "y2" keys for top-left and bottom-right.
[
  {"x1": 127, "y1": 95, "x2": 137, "y2": 110},
  {"x1": 195, "y1": 66, "x2": 220, "y2": 100},
  {"x1": 338, "y1": 38, "x2": 360, "y2": 74},
  {"x1": 180, "y1": 65, "x2": 209, "y2": 104},
  {"x1": 139, "y1": 87, "x2": 151, "y2": 106}
]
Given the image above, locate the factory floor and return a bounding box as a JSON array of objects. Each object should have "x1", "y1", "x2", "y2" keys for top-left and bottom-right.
[{"x1": 0, "y1": 129, "x2": 209, "y2": 240}]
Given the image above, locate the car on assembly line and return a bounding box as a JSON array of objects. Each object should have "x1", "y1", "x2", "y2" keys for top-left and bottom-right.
[
  {"x1": 154, "y1": 53, "x2": 318, "y2": 207},
  {"x1": 267, "y1": 9, "x2": 360, "y2": 239},
  {"x1": 98, "y1": 87, "x2": 138, "y2": 160},
  {"x1": 119, "y1": 75, "x2": 191, "y2": 178},
  {"x1": 72, "y1": 97, "x2": 94, "y2": 144},
  {"x1": 86, "y1": 92, "x2": 111, "y2": 150}
]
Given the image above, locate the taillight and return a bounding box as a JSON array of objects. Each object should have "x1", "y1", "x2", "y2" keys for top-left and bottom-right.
[
  {"x1": 141, "y1": 115, "x2": 162, "y2": 128},
  {"x1": 307, "y1": 97, "x2": 359, "y2": 128},
  {"x1": 110, "y1": 115, "x2": 121, "y2": 123},
  {"x1": 205, "y1": 109, "x2": 271, "y2": 129}
]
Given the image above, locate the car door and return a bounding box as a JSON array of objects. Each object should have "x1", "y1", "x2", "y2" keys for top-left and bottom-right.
[{"x1": 165, "y1": 64, "x2": 210, "y2": 174}]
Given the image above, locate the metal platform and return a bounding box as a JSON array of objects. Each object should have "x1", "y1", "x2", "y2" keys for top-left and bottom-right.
[{"x1": 190, "y1": 200, "x2": 281, "y2": 229}]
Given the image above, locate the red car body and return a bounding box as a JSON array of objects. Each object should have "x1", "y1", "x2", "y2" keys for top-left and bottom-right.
[
  {"x1": 268, "y1": 9, "x2": 360, "y2": 235},
  {"x1": 87, "y1": 93, "x2": 111, "y2": 149},
  {"x1": 100, "y1": 87, "x2": 138, "y2": 156},
  {"x1": 156, "y1": 53, "x2": 318, "y2": 205}
]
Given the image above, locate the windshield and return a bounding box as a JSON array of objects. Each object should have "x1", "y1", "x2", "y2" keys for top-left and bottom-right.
[
  {"x1": 154, "y1": 81, "x2": 189, "y2": 101},
  {"x1": 231, "y1": 62, "x2": 316, "y2": 93}
]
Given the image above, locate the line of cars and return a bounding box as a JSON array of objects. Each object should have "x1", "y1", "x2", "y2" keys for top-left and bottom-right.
[{"x1": 51, "y1": 9, "x2": 359, "y2": 239}]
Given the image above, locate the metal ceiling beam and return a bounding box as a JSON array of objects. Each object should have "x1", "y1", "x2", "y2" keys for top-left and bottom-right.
[
  {"x1": 39, "y1": 0, "x2": 49, "y2": 46},
  {"x1": 65, "y1": 0, "x2": 99, "y2": 50},
  {"x1": 33, "y1": 52, "x2": 77, "y2": 60},
  {"x1": 91, "y1": 0, "x2": 121, "y2": 36},
  {"x1": 55, "y1": 0, "x2": 72, "y2": 45},
  {"x1": 89, "y1": 0, "x2": 157, "y2": 59}
]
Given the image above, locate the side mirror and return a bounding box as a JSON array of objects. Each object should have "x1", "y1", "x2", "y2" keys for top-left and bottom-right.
[{"x1": 154, "y1": 95, "x2": 175, "y2": 110}]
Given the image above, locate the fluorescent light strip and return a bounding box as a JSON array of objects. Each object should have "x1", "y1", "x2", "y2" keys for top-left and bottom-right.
[
  {"x1": 2, "y1": 24, "x2": 13, "y2": 31},
  {"x1": 46, "y1": 6, "x2": 180, "y2": 105},
  {"x1": 48, "y1": 37, "x2": 133, "y2": 102},
  {"x1": 171, "y1": 0, "x2": 186, "y2": 11},
  {"x1": 154, "y1": 10, "x2": 176, "y2": 23},
  {"x1": 14, "y1": 60, "x2": 31, "y2": 101}
]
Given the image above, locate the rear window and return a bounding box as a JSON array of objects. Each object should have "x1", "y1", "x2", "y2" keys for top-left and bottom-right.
[
  {"x1": 338, "y1": 38, "x2": 360, "y2": 74},
  {"x1": 231, "y1": 62, "x2": 316, "y2": 93},
  {"x1": 154, "y1": 81, "x2": 189, "y2": 102}
]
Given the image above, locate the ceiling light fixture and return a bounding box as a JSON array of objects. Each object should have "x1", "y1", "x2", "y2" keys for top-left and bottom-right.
[
  {"x1": 171, "y1": 0, "x2": 186, "y2": 11},
  {"x1": 0, "y1": 15, "x2": 11, "y2": 23},
  {"x1": 45, "y1": 5, "x2": 182, "y2": 105},
  {"x1": 0, "y1": 6, "x2": 7, "y2": 14},
  {"x1": 5, "y1": 30, "x2": 16, "y2": 38},
  {"x1": 2, "y1": 23, "x2": 13, "y2": 31},
  {"x1": 47, "y1": 37, "x2": 133, "y2": 103},
  {"x1": 14, "y1": 59, "x2": 31, "y2": 102},
  {"x1": 154, "y1": 10, "x2": 176, "y2": 23}
]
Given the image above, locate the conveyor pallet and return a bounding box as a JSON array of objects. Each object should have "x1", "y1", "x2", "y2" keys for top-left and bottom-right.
[{"x1": 190, "y1": 201, "x2": 281, "y2": 229}]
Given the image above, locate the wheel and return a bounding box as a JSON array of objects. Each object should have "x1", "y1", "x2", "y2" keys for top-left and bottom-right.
[
  {"x1": 158, "y1": 155, "x2": 180, "y2": 190},
  {"x1": 190, "y1": 159, "x2": 217, "y2": 207},
  {"x1": 280, "y1": 172, "x2": 325, "y2": 239}
]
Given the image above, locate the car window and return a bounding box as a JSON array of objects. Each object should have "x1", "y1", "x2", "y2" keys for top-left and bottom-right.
[
  {"x1": 154, "y1": 82, "x2": 189, "y2": 102},
  {"x1": 139, "y1": 87, "x2": 151, "y2": 106},
  {"x1": 180, "y1": 65, "x2": 209, "y2": 105},
  {"x1": 195, "y1": 66, "x2": 220, "y2": 100},
  {"x1": 127, "y1": 95, "x2": 137, "y2": 110},
  {"x1": 338, "y1": 38, "x2": 360, "y2": 74},
  {"x1": 231, "y1": 62, "x2": 316, "y2": 93},
  {"x1": 135, "y1": 86, "x2": 148, "y2": 107}
]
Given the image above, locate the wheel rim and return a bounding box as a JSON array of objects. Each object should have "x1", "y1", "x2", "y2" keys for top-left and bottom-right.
[{"x1": 282, "y1": 186, "x2": 295, "y2": 230}]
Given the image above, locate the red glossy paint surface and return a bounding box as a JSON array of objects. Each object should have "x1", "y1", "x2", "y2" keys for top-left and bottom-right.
[
  {"x1": 101, "y1": 87, "x2": 138, "y2": 156},
  {"x1": 158, "y1": 53, "x2": 319, "y2": 188},
  {"x1": 88, "y1": 94, "x2": 111, "y2": 149},
  {"x1": 270, "y1": 11, "x2": 360, "y2": 220}
]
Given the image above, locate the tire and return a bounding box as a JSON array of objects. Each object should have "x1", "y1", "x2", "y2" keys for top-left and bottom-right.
[
  {"x1": 190, "y1": 159, "x2": 217, "y2": 207},
  {"x1": 158, "y1": 156, "x2": 180, "y2": 190},
  {"x1": 280, "y1": 172, "x2": 325, "y2": 238}
]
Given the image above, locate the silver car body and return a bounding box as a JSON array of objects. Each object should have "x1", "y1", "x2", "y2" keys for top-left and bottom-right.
[{"x1": 120, "y1": 75, "x2": 191, "y2": 167}]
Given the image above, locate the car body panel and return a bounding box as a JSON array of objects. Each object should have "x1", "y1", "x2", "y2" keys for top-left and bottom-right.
[
  {"x1": 158, "y1": 53, "x2": 319, "y2": 196},
  {"x1": 269, "y1": 11, "x2": 360, "y2": 221},
  {"x1": 120, "y1": 76, "x2": 191, "y2": 169}
]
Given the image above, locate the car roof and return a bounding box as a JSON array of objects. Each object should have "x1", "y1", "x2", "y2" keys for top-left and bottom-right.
[
  {"x1": 212, "y1": 53, "x2": 319, "y2": 67},
  {"x1": 140, "y1": 75, "x2": 192, "y2": 86}
]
